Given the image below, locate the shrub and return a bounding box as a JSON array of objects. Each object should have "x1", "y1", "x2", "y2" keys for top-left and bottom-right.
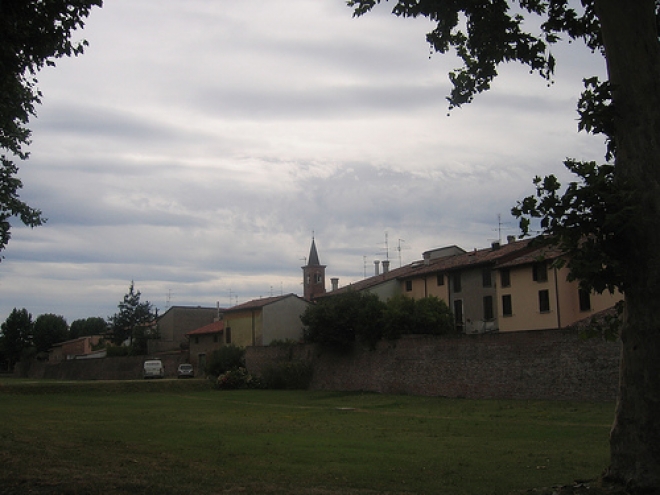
[
  {"x1": 302, "y1": 290, "x2": 385, "y2": 351},
  {"x1": 214, "y1": 367, "x2": 263, "y2": 390},
  {"x1": 261, "y1": 359, "x2": 313, "y2": 389},
  {"x1": 205, "y1": 345, "x2": 245, "y2": 378}
]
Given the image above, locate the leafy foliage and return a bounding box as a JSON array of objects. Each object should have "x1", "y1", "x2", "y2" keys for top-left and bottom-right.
[
  {"x1": 303, "y1": 292, "x2": 456, "y2": 350},
  {"x1": 205, "y1": 344, "x2": 246, "y2": 378},
  {"x1": 512, "y1": 159, "x2": 633, "y2": 295},
  {"x1": 301, "y1": 290, "x2": 386, "y2": 350},
  {"x1": 32, "y1": 313, "x2": 68, "y2": 354},
  {"x1": 107, "y1": 282, "x2": 158, "y2": 351},
  {"x1": 383, "y1": 294, "x2": 455, "y2": 339},
  {"x1": 0, "y1": 308, "x2": 33, "y2": 370},
  {"x1": 348, "y1": 0, "x2": 603, "y2": 110},
  {"x1": 0, "y1": 0, "x2": 102, "y2": 256},
  {"x1": 69, "y1": 316, "x2": 108, "y2": 339}
]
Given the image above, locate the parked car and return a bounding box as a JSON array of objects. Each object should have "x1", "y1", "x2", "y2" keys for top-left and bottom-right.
[
  {"x1": 143, "y1": 359, "x2": 164, "y2": 379},
  {"x1": 177, "y1": 363, "x2": 194, "y2": 379}
]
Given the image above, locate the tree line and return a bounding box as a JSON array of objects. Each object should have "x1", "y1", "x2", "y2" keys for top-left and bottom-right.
[{"x1": 0, "y1": 282, "x2": 157, "y2": 371}]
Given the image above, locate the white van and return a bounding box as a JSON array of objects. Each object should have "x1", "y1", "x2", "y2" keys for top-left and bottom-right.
[{"x1": 143, "y1": 359, "x2": 164, "y2": 379}]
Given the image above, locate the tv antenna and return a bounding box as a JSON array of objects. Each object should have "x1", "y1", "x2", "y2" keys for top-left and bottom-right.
[{"x1": 396, "y1": 239, "x2": 410, "y2": 267}]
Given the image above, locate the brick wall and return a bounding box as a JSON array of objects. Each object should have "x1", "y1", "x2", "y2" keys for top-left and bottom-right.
[{"x1": 246, "y1": 328, "x2": 620, "y2": 401}]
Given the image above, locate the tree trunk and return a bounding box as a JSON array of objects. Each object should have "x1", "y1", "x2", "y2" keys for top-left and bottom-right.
[{"x1": 595, "y1": 0, "x2": 660, "y2": 489}]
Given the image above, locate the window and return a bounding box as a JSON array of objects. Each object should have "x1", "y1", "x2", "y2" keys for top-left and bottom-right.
[
  {"x1": 194, "y1": 336, "x2": 199, "y2": 344},
  {"x1": 454, "y1": 300, "x2": 464, "y2": 332},
  {"x1": 539, "y1": 289, "x2": 550, "y2": 313},
  {"x1": 453, "y1": 272, "x2": 462, "y2": 292},
  {"x1": 500, "y1": 269, "x2": 511, "y2": 288},
  {"x1": 437, "y1": 273, "x2": 444, "y2": 286},
  {"x1": 532, "y1": 262, "x2": 548, "y2": 282},
  {"x1": 405, "y1": 280, "x2": 413, "y2": 292},
  {"x1": 579, "y1": 289, "x2": 592, "y2": 311},
  {"x1": 483, "y1": 296, "x2": 494, "y2": 320},
  {"x1": 315, "y1": 272, "x2": 323, "y2": 284},
  {"x1": 213, "y1": 334, "x2": 218, "y2": 343},
  {"x1": 502, "y1": 295, "x2": 512, "y2": 317},
  {"x1": 225, "y1": 327, "x2": 232, "y2": 344},
  {"x1": 482, "y1": 268, "x2": 492, "y2": 288}
]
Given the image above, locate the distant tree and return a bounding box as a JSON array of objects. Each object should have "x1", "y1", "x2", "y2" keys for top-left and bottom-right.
[
  {"x1": 302, "y1": 290, "x2": 385, "y2": 350},
  {"x1": 108, "y1": 282, "x2": 158, "y2": 351},
  {"x1": 0, "y1": 0, "x2": 102, "y2": 257},
  {"x1": 384, "y1": 295, "x2": 455, "y2": 339},
  {"x1": 413, "y1": 296, "x2": 455, "y2": 335},
  {"x1": 0, "y1": 308, "x2": 33, "y2": 370},
  {"x1": 382, "y1": 294, "x2": 416, "y2": 340},
  {"x1": 69, "y1": 316, "x2": 108, "y2": 339},
  {"x1": 32, "y1": 313, "x2": 68, "y2": 354}
]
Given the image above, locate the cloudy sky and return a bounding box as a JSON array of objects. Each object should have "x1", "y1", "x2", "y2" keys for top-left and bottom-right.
[{"x1": 1, "y1": 0, "x2": 607, "y2": 325}]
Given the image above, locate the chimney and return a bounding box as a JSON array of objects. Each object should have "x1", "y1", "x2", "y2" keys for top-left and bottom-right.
[
  {"x1": 382, "y1": 260, "x2": 390, "y2": 274},
  {"x1": 507, "y1": 235, "x2": 516, "y2": 244},
  {"x1": 374, "y1": 260, "x2": 380, "y2": 276},
  {"x1": 423, "y1": 252, "x2": 431, "y2": 265},
  {"x1": 331, "y1": 277, "x2": 339, "y2": 291},
  {"x1": 491, "y1": 241, "x2": 501, "y2": 250}
]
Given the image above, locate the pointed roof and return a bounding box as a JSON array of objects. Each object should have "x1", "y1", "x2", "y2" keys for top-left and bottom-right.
[{"x1": 308, "y1": 237, "x2": 321, "y2": 266}]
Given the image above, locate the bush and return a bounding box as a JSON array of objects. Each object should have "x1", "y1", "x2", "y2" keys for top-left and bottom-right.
[
  {"x1": 302, "y1": 290, "x2": 385, "y2": 351},
  {"x1": 205, "y1": 345, "x2": 245, "y2": 378},
  {"x1": 261, "y1": 359, "x2": 313, "y2": 389},
  {"x1": 214, "y1": 367, "x2": 263, "y2": 390}
]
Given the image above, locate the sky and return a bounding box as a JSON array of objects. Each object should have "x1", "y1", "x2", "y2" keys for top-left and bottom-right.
[{"x1": 0, "y1": 0, "x2": 608, "y2": 325}]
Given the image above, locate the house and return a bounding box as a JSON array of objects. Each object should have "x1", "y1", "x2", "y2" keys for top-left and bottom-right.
[
  {"x1": 318, "y1": 234, "x2": 621, "y2": 334},
  {"x1": 49, "y1": 335, "x2": 106, "y2": 362},
  {"x1": 398, "y1": 237, "x2": 536, "y2": 333},
  {"x1": 223, "y1": 293, "x2": 310, "y2": 347},
  {"x1": 149, "y1": 305, "x2": 221, "y2": 354},
  {"x1": 494, "y1": 243, "x2": 624, "y2": 332},
  {"x1": 186, "y1": 320, "x2": 224, "y2": 374}
]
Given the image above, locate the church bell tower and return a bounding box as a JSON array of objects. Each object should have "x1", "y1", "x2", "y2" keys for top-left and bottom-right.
[{"x1": 303, "y1": 237, "x2": 326, "y2": 301}]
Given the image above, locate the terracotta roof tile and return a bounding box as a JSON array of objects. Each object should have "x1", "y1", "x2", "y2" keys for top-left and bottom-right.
[{"x1": 186, "y1": 320, "x2": 224, "y2": 336}]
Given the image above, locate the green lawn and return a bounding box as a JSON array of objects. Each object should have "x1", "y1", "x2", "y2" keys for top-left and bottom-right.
[{"x1": 0, "y1": 379, "x2": 614, "y2": 495}]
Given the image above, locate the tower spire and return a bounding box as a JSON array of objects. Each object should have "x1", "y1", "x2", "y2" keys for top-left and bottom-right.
[{"x1": 302, "y1": 235, "x2": 326, "y2": 301}]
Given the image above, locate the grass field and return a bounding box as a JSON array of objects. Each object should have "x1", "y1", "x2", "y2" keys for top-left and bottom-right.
[{"x1": 0, "y1": 379, "x2": 614, "y2": 495}]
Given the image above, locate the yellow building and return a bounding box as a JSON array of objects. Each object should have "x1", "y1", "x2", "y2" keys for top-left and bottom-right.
[
  {"x1": 223, "y1": 293, "x2": 310, "y2": 347},
  {"x1": 495, "y1": 245, "x2": 623, "y2": 332}
]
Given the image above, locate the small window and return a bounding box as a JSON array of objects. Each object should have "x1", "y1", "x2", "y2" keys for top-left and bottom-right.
[
  {"x1": 539, "y1": 290, "x2": 550, "y2": 313},
  {"x1": 483, "y1": 296, "x2": 494, "y2": 320},
  {"x1": 437, "y1": 273, "x2": 444, "y2": 286},
  {"x1": 482, "y1": 268, "x2": 492, "y2": 288},
  {"x1": 315, "y1": 273, "x2": 323, "y2": 284},
  {"x1": 405, "y1": 280, "x2": 413, "y2": 292},
  {"x1": 213, "y1": 334, "x2": 218, "y2": 343},
  {"x1": 532, "y1": 262, "x2": 548, "y2": 282},
  {"x1": 225, "y1": 327, "x2": 232, "y2": 344},
  {"x1": 453, "y1": 272, "x2": 462, "y2": 293},
  {"x1": 502, "y1": 295, "x2": 512, "y2": 317},
  {"x1": 500, "y1": 269, "x2": 511, "y2": 288},
  {"x1": 194, "y1": 336, "x2": 199, "y2": 344},
  {"x1": 579, "y1": 289, "x2": 592, "y2": 311}
]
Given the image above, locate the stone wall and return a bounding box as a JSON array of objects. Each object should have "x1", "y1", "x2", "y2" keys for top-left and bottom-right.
[
  {"x1": 15, "y1": 354, "x2": 187, "y2": 381},
  {"x1": 246, "y1": 328, "x2": 620, "y2": 401}
]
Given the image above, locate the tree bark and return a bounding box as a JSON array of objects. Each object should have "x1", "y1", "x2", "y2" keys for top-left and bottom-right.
[{"x1": 595, "y1": 0, "x2": 660, "y2": 489}]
